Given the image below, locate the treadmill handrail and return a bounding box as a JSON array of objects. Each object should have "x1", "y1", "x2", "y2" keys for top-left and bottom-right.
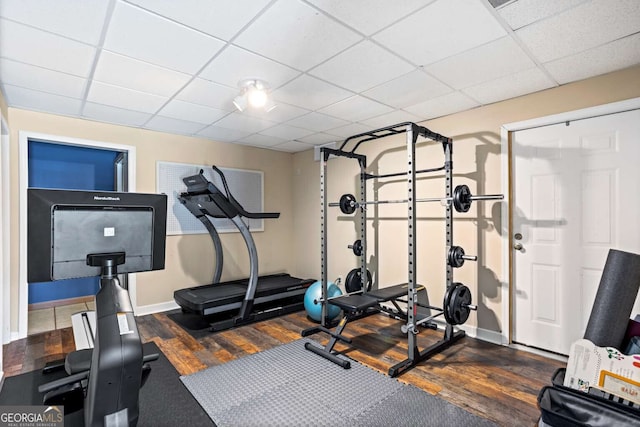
[
  {"x1": 181, "y1": 169, "x2": 279, "y2": 220},
  {"x1": 210, "y1": 165, "x2": 280, "y2": 219}
]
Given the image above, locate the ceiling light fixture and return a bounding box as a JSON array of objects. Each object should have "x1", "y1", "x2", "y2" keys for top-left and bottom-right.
[{"x1": 233, "y1": 79, "x2": 276, "y2": 113}]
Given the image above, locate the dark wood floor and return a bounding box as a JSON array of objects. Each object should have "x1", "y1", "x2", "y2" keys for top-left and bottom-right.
[{"x1": 3, "y1": 311, "x2": 564, "y2": 426}]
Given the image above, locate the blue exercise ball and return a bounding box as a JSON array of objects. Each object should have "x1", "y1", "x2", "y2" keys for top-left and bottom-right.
[{"x1": 304, "y1": 281, "x2": 342, "y2": 322}]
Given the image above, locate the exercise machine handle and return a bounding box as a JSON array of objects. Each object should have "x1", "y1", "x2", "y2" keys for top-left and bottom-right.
[{"x1": 210, "y1": 165, "x2": 280, "y2": 219}]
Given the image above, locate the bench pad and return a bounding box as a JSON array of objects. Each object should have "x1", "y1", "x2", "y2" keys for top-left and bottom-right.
[{"x1": 328, "y1": 294, "x2": 379, "y2": 312}]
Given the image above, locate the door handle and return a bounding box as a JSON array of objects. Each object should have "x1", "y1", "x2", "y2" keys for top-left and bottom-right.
[{"x1": 514, "y1": 242, "x2": 523, "y2": 251}]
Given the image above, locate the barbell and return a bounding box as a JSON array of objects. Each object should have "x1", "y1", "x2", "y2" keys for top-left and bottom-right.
[
  {"x1": 312, "y1": 268, "x2": 373, "y2": 304},
  {"x1": 331, "y1": 185, "x2": 503, "y2": 214}
]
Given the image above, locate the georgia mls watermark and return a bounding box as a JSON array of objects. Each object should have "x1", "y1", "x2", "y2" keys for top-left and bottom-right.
[{"x1": 0, "y1": 406, "x2": 63, "y2": 427}]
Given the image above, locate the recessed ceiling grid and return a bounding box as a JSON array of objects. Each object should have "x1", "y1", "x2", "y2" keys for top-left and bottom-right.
[{"x1": 0, "y1": 0, "x2": 639, "y2": 152}]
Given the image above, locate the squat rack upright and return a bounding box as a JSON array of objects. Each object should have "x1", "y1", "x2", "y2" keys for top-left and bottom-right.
[{"x1": 316, "y1": 122, "x2": 465, "y2": 377}]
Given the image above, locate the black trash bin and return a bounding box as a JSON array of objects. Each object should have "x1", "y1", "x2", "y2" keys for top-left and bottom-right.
[{"x1": 538, "y1": 369, "x2": 640, "y2": 427}]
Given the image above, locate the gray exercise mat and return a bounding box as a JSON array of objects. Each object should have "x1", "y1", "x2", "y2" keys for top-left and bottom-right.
[{"x1": 180, "y1": 338, "x2": 496, "y2": 426}]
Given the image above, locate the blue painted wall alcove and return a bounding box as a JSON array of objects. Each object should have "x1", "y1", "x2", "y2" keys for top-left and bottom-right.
[{"x1": 28, "y1": 141, "x2": 120, "y2": 304}]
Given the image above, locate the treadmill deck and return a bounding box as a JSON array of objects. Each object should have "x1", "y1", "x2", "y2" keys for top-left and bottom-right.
[{"x1": 174, "y1": 273, "x2": 314, "y2": 315}]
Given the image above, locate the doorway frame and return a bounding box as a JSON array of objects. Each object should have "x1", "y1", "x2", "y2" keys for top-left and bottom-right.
[
  {"x1": 18, "y1": 131, "x2": 136, "y2": 339},
  {"x1": 500, "y1": 97, "x2": 640, "y2": 348},
  {"x1": 1, "y1": 114, "x2": 8, "y2": 385}
]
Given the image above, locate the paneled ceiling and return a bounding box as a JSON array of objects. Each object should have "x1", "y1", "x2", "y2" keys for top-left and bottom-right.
[{"x1": 1, "y1": 0, "x2": 639, "y2": 152}]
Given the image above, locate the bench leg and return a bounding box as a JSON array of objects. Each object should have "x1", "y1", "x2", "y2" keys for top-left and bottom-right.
[{"x1": 303, "y1": 316, "x2": 353, "y2": 369}]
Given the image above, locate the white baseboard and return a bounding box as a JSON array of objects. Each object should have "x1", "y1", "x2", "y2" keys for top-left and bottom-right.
[
  {"x1": 2, "y1": 331, "x2": 16, "y2": 344},
  {"x1": 510, "y1": 343, "x2": 568, "y2": 363},
  {"x1": 429, "y1": 319, "x2": 504, "y2": 346},
  {"x1": 457, "y1": 323, "x2": 505, "y2": 345},
  {"x1": 135, "y1": 300, "x2": 179, "y2": 317}
]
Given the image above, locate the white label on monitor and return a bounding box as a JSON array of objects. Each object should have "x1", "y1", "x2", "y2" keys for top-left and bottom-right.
[
  {"x1": 104, "y1": 227, "x2": 115, "y2": 237},
  {"x1": 117, "y1": 313, "x2": 134, "y2": 335}
]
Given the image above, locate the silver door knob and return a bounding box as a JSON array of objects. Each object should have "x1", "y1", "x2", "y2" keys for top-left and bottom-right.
[{"x1": 514, "y1": 242, "x2": 523, "y2": 251}]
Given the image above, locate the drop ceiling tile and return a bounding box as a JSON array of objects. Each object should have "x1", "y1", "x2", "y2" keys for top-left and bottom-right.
[
  {"x1": 269, "y1": 140, "x2": 313, "y2": 153},
  {"x1": 199, "y1": 45, "x2": 300, "y2": 89},
  {"x1": 0, "y1": 58, "x2": 87, "y2": 98},
  {"x1": 233, "y1": 0, "x2": 361, "y2": 71},
  {"x1": 373, "y1": 0, "x2": 506, "y2": 66},
  {"x1": 238, "y1": 133, "x2": 288, "y2": 147},
  {"x1": 362, "y1": 70, "x2": 452, "y2": 109},
  {"x1": 104, "y1": 1, "x2": 225, "y2": 74},
  {"x1": 82, "y1": 102, "x2": 153, "y2": 127},
  {"x1": 286, "y1": 112, "x2": 349, "y2": 133},
  {"x1": 272, "y1": 75, "x2": 352, "y2": 110},
  {"x1": 0, "y1": 18, "x2": 96, "y2": 77},
  {"x1": 212, "y1": 112, "x2": 276, "y2": 133},
  {"x1": 318, "y1": 95, "x2": 394, "y2": 122},
  {"x1": 196, "y1": 125, "x2": 251, "y2": 142},
  {"x1": 158, "y1": 99, "x2": 228, "y2": 124},
  {"x1": 175, "y1": 78, "x2": 237, "y2": 111},
  {"x1": 126, "y1": 0, "x2": 271, "y2": 40},
  {"x1": 359, "y1": 110, "x2": 424, "y2": 129},
  {"x1": 404, "y1": 91, "x2": 479, "y2": 119},
  {"x1": 145, "y1": 115, "x2": 206, "y2": 135},
  {"x1": 309, "y1": 40, "x2": 414, "y2": 92},
  {"x1": 259, "y1": 124, "x2": 315, "y2": 140},
  {"x1": 2, "y1": 84, "x2": 82, "y2": 116},
  {"x1": 425, "y1": 36, "x2": 535, "y2": 89},
  {"x1": 295, "y1": 132, "x2": 341, "y2": 145},
  {"x1": 325, "y1": 122, "x2": 372, "y2": 139},
  {"x1": 242, "y1": 102, "x2": 310, "y2": 122},
  {"x1": 0, "y1": 0, "x2": 109, "y2": 45},
  {"x1": 87, "y1": 81, "x2": 167, "y2": 113},
  {"x1": 543, "y1": 33, "x2": 640, "y2": 85},
  {"x1": 462, "y1": 67, "x2": 556, "y2": 105},
  {"x1": 516, "y1": 0, "x2": 640, "y2": 63},
  {"x1": 307, "y1": 0, "x2": 433, "y2": 35},
  {"x1": 498, "y1": 0, "x2": 587, "y2": 30},
  {"x1": 94, "y1": 51, "x2": 191, "y2": 97}
]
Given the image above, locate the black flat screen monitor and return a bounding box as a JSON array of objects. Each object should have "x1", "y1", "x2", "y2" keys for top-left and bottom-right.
[{"x1": 28, "y1": 189, "x2": 167, "y2": 282}]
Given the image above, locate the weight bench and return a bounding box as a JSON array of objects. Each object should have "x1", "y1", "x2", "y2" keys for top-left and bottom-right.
[{"x1": 302, "y1": 283, "x2": 433, "y2": 369}]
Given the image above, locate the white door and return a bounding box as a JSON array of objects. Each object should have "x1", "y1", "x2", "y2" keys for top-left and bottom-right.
[{"x1": 512, "y1": 108, "x2": 640, "y2": 355}]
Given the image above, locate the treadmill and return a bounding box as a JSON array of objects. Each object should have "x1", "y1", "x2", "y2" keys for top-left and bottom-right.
[{"x1": 173, "y1": 166, "x2": 314, "y2": 331}]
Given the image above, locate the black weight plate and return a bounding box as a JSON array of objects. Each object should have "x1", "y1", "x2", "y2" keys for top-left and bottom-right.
[
  {"x1": 447, "y1": 246, "x2": 465, "y2": 268},
  {"x1": 351, "y1": 239, "x2": 363, "y2": 256},
  {"x1": 443, "y1": 284, "x2": 457, "y2": 324},
  {"x1": 453, "y1": 185, "x2": 472, "y2": 213},
  {"x1": 450, "y1": 283, "x2": 472, "y2": 325},
  {"x1": 345, "y1": 268, "x2": 372, "y2": 293},
  {"x1": 339, "y1": 194, "x2": 357, "y2": 214}
]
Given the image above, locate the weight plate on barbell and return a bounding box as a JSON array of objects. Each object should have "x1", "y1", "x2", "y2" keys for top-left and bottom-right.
[
  {"x1": 453, "y1": 185, "x2": 472, "y2": 213},
  {"x1": 443, "y1": 284, "x2": 456, "y2": 324},
  {"x1": 350, "y1": 239, "x2": 363, "y2": 256},
  {"x1": 345, "y1": 268, "x2": 372, "y2": 293},
  {"x1": 443, "y1": 283, "x2": 472, "y2": 325},
  {"x1": 447, "y1": 246, "x2": 465, "y2": 268},
  {"x1": 339, "y1": 194, "x2": 357, "y2": 214}
]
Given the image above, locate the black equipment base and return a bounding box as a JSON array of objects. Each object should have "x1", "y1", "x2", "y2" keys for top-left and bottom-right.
[
  {"x1": 208, "y1": 295, "x2": 307, "y2": 331},
  {"x1": 388, "y1": 327, "x2": 465, "y2": 377},
  {"x1": 173, "y1": 274, "x2": 314, "y2": 333},
  {"x1": 174, "y1": 273, "x2": 313, "y2": 315}
]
